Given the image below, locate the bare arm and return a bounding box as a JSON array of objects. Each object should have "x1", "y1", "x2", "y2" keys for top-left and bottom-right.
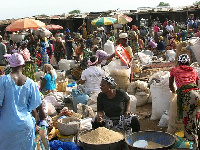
[
  {"x1": 106, "y1": 53, "x2": 115, "y2": 61},
  {"x1": 36, "y1": 104, "x2": 46, "y2": 120},
  {"x1": 97, "y1": 111, "x2": 104, "y2": 123},
  {"x1": 79, "y1": 79, "x2": 86, "y2": 85},
  {"x1": 169, "y1": 77, "x2": 176, "y2": 93},
  {"x1": 125, "y1": 100, "x2": 131, "y2": 115},
  {"x1": 40, "y1": 78, "x2": 47, "y2": 90}
]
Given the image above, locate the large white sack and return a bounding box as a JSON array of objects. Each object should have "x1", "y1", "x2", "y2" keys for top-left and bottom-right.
[
  {"x1": 127, "y1": 80, "x2": 150, "y2": 106},
  {"x1": 150, "y1": 81, "x2": 171, "y2": 120},
  {"x1": 128, "y1": 94, "x2": 137, "y2": 113},
  {"x1": 166, "y1": 50, "x2": 176, "y2": 62},
  {"x1": 104, "y1": 40, "x2": 115, "y2": 55},
  {"x1": 158, "y1": 110, "x2": 169, "y2": 127},
  {"x1": 190, "y1": 40, "x2": 200, "y2": 64},
  {"x1": 134, "y1": 52, "x2": 152, "y2": 65},
  {"x1": 58, "y1": 59, "x2": 70, "y2": 71},
  {"x1": 55, "y1": 70, "x2": 66, "y2": 83},
  {"x1": 149, "y1": 71, "x2": 170, "y2": 86},
  {"x1": 149, "y1": 71, "x2": 172, "y2": 120}
]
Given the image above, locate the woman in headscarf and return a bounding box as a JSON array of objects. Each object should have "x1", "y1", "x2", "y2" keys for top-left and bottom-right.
[
  {"x1": 129, "y1": 25, "x2": 140, "y2": 54},
  {"x1": 79, "y1": 55, "x2": 105, "y2": 94},
  {"x1": 0, "y1": 53, "x2": 45, "y2": 150},
  {"x1": 54, "y1": 37, "x2": 66, "y2": 63},
  {"x1": 19, "y1": 40, "x2": 36, "y2": 81},
  {"x1": 40, "y1": 64, "x2": 56, "y2": 95},
  {"x1": 92, "y1": 76, "x2": 140, "y2": 132},
  {"x1": 169, "y1": 54, "x2": 200, "y2": 149}
]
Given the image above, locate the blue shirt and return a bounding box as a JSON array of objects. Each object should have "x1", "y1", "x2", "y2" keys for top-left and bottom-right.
[
  {"x1": 0, "y1": 74, "x2": 41, "y2": 150},
  {"x1": 43, "y1": 73, "x2": 55, "y2": 90}
]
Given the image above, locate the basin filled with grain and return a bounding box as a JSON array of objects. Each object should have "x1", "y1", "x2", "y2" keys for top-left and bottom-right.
[
  {"x1": 78, "y1": 127, "x2": 125, "y2": 150},
  {"x1": 125, "y1": 130, "x2": 176, "y2": 150}
]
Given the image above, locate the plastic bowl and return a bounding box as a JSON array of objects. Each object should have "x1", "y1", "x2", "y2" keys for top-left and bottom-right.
[{"x1": 125, "y1": 131, "x2": 176, "y2": 150}]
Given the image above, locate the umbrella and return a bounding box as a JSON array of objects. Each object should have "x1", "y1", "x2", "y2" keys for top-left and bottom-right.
[
  {"x1": 114, "y1": 14, "x2": 133, "y2": 24},
  {"x1": 91, "y1": 17, "x2": 117, "y2": 25},
  {"x1": 5, "y1": 18, "x2": 46, "y2": 31},
  {"x1": 46, "y1": 24, "x2": 63, "y2": 30}
]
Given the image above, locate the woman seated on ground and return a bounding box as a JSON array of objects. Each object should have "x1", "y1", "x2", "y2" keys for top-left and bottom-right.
[
  {"x1": 40, "y1": 64, "x2": 56, "y2": 95},
  {"x1": 92, "y1": 77, "x2": 140, "y2": 132}
]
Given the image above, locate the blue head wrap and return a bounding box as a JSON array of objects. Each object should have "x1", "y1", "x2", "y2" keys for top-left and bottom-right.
[{"x1": 66, "y1": 29, "x2": 70, "y2": 33}]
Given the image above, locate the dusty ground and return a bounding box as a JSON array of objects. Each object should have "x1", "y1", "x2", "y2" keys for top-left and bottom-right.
[{"x1": 136, "y1": 103, "x2": 167, "y2": 132}]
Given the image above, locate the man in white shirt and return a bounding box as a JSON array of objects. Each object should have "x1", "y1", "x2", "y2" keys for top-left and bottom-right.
[
  {"x1": 80, "y1": 55, "x2": 105, "y2": 94},
  {"x1": 165, "y1": 21, "x2": 174, "y2": 34}
]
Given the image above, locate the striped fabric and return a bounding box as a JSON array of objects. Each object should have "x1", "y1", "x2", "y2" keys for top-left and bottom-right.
[{"x1": 170, "y1": 65, "x2": 199, "y2": 89}]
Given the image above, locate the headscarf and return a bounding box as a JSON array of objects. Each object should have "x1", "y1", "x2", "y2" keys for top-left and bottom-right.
[
  {"x1": 66, "y1": 29, "x2": 70, "y2": 33},
  {"x1": 178, "y1": 54, "x2": 190, "y2": 64},
  {"x1": 102, "y1": 76, "x2": 117, "y2": 87},
  {"x1": 6, "y1": 53, "x2": 25, "y2": 67},
  {"x1": 43, "y1": 64, "x2": 54, "y2": 79},
  {"x1": 88, "y1": 56, "x2": 98, "y2": 66}
]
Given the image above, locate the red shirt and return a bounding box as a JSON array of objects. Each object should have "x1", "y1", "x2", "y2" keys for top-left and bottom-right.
[{"x1": 170, "y1": 65, "x2": 199, "y2": 89}]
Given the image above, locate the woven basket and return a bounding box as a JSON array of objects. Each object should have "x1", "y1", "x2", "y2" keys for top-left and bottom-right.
[
  {"x1": 58, "y1": 117, "x2": 80, "y2": 135},
  {"x1": 56, "y1": 79, "x2": 68, "y2": 92}
]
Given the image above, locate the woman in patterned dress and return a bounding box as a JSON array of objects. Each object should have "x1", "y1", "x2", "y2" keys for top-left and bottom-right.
[{"x1": 169, "y1": 54, "x2": 200, "y2": 149}]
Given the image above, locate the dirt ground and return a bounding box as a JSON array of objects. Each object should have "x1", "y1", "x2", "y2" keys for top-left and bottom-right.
[{"x1": 136, "y1": 103, "x2": 167, "y2": 132}]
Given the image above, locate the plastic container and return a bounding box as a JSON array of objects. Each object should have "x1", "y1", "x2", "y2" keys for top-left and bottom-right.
[
  {"x1": 57, "y1": 117, "x2": 80, "y2": 136},
  {"x1": 57, "y1": 133, "x2": 75, "y2": 142},
  {"x1": 125, "y1": 131, "x2": 175, "y2": 150}
]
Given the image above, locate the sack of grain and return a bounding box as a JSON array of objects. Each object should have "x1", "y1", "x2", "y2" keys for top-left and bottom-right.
[
  {"x1": 167, "y1": 93, "x2": 184, "y2": 134},
  {"x1": 127, "y1": 80, "x2": 150, "y2": 106},
  {"x1": 55, "y1": 70, "x2": 65, "y2": 80},
  {"x1": 166, "y1": 50, "x2": 176, "y2": 62},
  {"x1": 56, "y1": 79, "x2": 68, "y2": 92},
  {"x1": 77, "y1": 103, "x2": 95, "y2": 118},
  {"x1": 58, "y1": 59, "x2": 70, "y2": 71},
  {"x1": 150, "y1": 71, "x2": 172, "y2": 120},
  {"x1": 128, "y1": 94, "x2": 137, "y2": 113}
]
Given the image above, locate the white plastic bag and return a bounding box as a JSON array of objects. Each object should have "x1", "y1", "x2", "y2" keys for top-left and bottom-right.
[
  {"x1": 58, "y1": 59, "x2": 70, "y2": 71},
  {"x1": 158, "y1": 110, "x2": 169, "y2": 127},
  {"x1": 104, "y1": 40, "x2": 114, "y2": 55}
]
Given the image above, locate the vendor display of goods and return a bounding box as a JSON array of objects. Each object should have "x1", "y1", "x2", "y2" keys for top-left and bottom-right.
[
  {"x1": 78, "y1": 127, "x2": 124, "y2": 144},
  {"x1": 57, "y1": 117, "x2": 80, "y2": 136}
]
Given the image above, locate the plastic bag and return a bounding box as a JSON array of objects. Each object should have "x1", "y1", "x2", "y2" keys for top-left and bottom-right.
[
  {"x1": 71, "y1": 89, "x2": 89, "y2": 112},
  {"x1": 49, "y1": 140, "x2": 83, "y2": 150},
  {"x1": 158, "y1": 110, "x2": 169, "y2": 127}
]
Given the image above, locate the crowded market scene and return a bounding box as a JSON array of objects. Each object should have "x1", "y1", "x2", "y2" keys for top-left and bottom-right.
[{"x1": 1, "y1": 0, "x2": 200, "y2": 150}]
